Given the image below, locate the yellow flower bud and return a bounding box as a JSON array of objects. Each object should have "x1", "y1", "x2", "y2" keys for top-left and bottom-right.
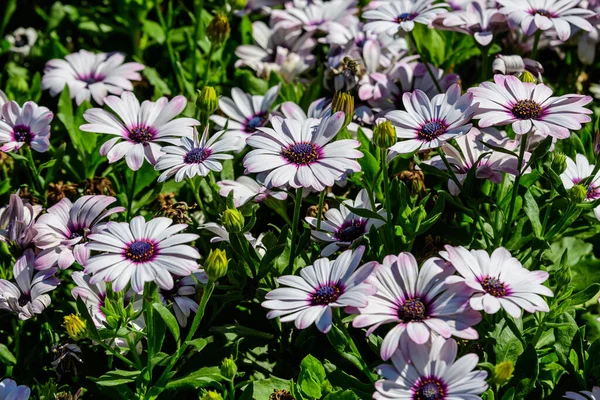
[
  {"x1": 201, "y1": 390, "x2": 223, "y2": 400},
  {"x1": 373, "y1": 120, "x2": 397, "y2": 149},
  {"x1": 205, "y1": 249, "x2": 228, "y2": 281},
  {"x1": 230, "y1": 0, "x2": 247, "y2": 10},
  {"x1": 198, "y1": 86, "x2": 218, "y2": 117},
  {"x1": 207, "y1": 12, "x2": 230, "y2": 46},
  {"x1": 222, "y1": 208, "x2": 245, "y2": 233},
  {"x1": 331, "y1": 91, "x2": 354, "y2": 129},
  {"x1": 551, "y1": 152, "x2": 567, "y2": 175},
  {"x1": 493, "y1": 360, "x2": 514, "y2": 385},
  {"x1": 519, "y1": 71, "x2": 536, "y2": 83},
  {"x1": 569, "y1": 184, "x2": 588, "y2": 203},
  {"x1": 220, "y1": 357, "x2": 238, "y2": 380},
  {"x1": 64, "y1": 314, "x2": 87, "y2": 340}
]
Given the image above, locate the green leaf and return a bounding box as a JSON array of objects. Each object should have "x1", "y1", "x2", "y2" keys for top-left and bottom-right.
[
  {"x1": 93, "y1": 369, "x2": 140, "y2": 386},
  {"x1": 553, "y1": 312, "x2": 579, "y2": 365},
  {"x1": 186, "y1": 338, "x2": 208, "y2": 352},
  {"x1": 511, "y1": 344, "x2": 539, "y2": 398},
  {"x1": 152, "y1": 303, "x2": 180, "y2": 343},
  {"x1": 239, "y1": 376, "x2": 292, "y2": 400},
  {"x1": 143, "y1": 19, "x2": 165, "y2": 44},
  {"x1": 491, "y1": 320, "x2": 524, "y2": 363},
  {"x1": 523, "y1": 191, "x2": 542, "y2": 237},
  {"x1": 298, "y1": 368, "x2": 322, "y2": 398},
  {"x1": 0, "y1": 344, "x2": 16, "y2": 365},
  {"x1": 411, "y1": 24, "x2": 446, "y2": 65},
  {"x1": 500, "y1": 387, "x2": 515, "y2": 400},
  {"x1": 569, "y1": 283, "x2": 600, "y2": 306},
  {"x1": 344, "y1": 204, "x2": 386, "y2": 221},
  {"x1": 44, "y1": 143, "x2": 66, "y2": 188},
  {"x1": 165, "y1": 366, "x2": 224, "y2": 389},
  {"x1": 144, "y1": 66, "x2": 172, "y2": 96},
  {"x1": 323, "y1": 390, "x2": 360, "y2": 400}
]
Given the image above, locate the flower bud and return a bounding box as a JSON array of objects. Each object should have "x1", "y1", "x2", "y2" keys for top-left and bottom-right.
[
  {"x1": 64, "y1": 314, "x2": 87, "y2": 340},
  {"x1": 207, "y1": 12, "x2": 230, "y2": 46},
  {"x1": 230, "y1": 0, "x2": 247, "y2": 10},
  {"x1": 198, "y1": 86, "x2": 218, "y2": 118},
  {"x1": 201, "y1": 391, "x2": 223, "y2": 400},
  {"x1": 493, "y1": 361, "x2": 514, "y2": 385},
  {"x1": 519, "y1": 70, "x2": 536, "y2": 83},
  {"x1": 373, "y1": 119, "x2": 397, "y2": 149},
  {"x1": 551, "y1": 152, "x2": 567, "y2": 175},
  {"x1": 220, "y1": 357, "x2": 238, "y2": 380},
  {"x1": 222, "y1": 208, "x2": 245, "y2": 233},
  {"x1": 205, "y1": 249, "x2": 228, "y2": 281},
  {"x1": 569, "y1": 184, "x2": 588, "y2": 203},
  {"x1": 331, "y1": 91, "x2": 354, "y2": 129},
  {"x1": 556, "y1": 264, "x2": 572, "y2": 287}
]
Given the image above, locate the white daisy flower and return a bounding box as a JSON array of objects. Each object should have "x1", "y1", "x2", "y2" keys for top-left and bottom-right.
[
  {"x1": 159, "y1": 271, "x2": 208, "y2": 327},
  {"x1": 559, "y1": 154, "x2": 600, "y2": 220},
  {"x1": 154, "y1": 126, "x2": 239, "y2": 183},
  {"x1": 0, "y1": 193, "x2": 42, "y2": 250},
  {"x1": 80, "y1": 92, "x2": 199, "y2": 171},
  {"x1": 84, "y1": 216, "x2": 200, "y2": 293},
  {"x1": 363, "y1": 0, "x2": 448, "y2": 35},
  {"x1": 262, "y1": 246, "x2": 377, "y2": 333},
  {"x1": 71, "y1": 271, "x2": 108, "y2": 329},
  {"x1": 564, "y1": 386, "x2": 600, "y2": 400},
  {"x1": 5, "y1": 27, "x2": 38, "y2": 56},
  {"x1": 217, "y1": 176, "x2": 288, "y2": 207},
  {"x1": 243, "y1": 113, "x2": 363, "y2": 191},
  {"x1": 0, "y1": 378, "x2": 31, "y2": 400},
  {"x1": 42, "y1": 49, "x2": 144, "y2": 105},
  {"x1": 0, "y1": 100, "x2": 53, "y2": 153},
  {"x1": 440, "y1": 245, "x2": 554, "y2": 318}
]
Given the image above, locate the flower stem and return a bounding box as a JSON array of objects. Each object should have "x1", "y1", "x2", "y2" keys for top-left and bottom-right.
[
  {"x1": 381, "y1": 148, "x2": 394, "y2": 254},
  {"x1": 407, "y1": 32, "x2": 442, "y2": 94},
  {"x1": 316, "y1": 190, "x2": 326, "y2": 231},
  {"x1": 531, "y1": 30, "x2": 542, "y2": 59},
  {"x1": 502, "y1": 134, "x2": 528, "y2": 245},
  {"x1": 127, "y1": 169, "x2": 138, "y2": 220},
  {"x1": 480, "y1": 44, "x2": 490, "y2": 82},
  {"x1": 191, "y1": 0, "x2": 205, "y2": 89},
  {"x1": 202, "y1": 43, "x2": 214, "y2": 87},
  {"x1": 285, "y1": 188, "x2": 304, "y2": 275},
  {"x1": 188, "y1": 177, "x2": 207, "y2": 217},
  {"x1": 24, "y1": 147, "x2": 43, "y2": 196}
]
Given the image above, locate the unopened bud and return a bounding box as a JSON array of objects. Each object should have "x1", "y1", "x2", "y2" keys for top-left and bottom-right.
[
  {"x1": 222, "y1": 208, "x2": 244, "y2": 233},
  {"x1": 201, "y1": 391, "x2": 223, "y2": 400},
  {"x1": 556, "y1": 264, "x2": 572, "y2": 287},
  {"x1": 220, "y1": 357, "x2": 238, "y2": 380},
  {"x1": 207, "y1": 12, "x2": 230, "y2": 46},
  {"x1": 331, "y1": 91, "x2": 354, "y2": 129},
  {"x1": 519, "y1": 71, "x2": 536, "y2": 83},
  {"x1": 551, "y1": 152, "x2": 567, "y2": 175},
  {"x1": 205, "y1": 249, "x2": 228, "y2": 281},
  {"x1": 373, "y1": 119, "x2": 397, "y2": 149},
  {"x1": 569, "y1": 184, "x2": 588, "y2": 203},
  {"x1": 493, "y1": 361, "x2": 514, "y2": 385},
  {"x1": 64, "y1": 314, "x2": 87, "y2": 340},
  {"x1": 230, "y1": 0, "x2": 247, "y2": 10},
  {"x1": 198, "y1": 87, "x2": 218, "y2": 118}
]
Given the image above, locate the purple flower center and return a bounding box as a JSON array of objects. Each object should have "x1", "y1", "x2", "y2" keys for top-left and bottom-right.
[
  {"x1": 396, "y1": 12, "x2": 416, "y2": 22},
  {"x1": 282, "y1": 142, "x2": 321, "y2": 166},
  {"x1": 77, "y1": 72, "x2": 106, "y2": 85},
  {"x1": 125, "y1": 240, "x2": 156, "y2": 263},
  {"x1": 128, "y1": 125, "x2": 155, "y2": 144},
  {"x1": 418, "y1": 120, "x2": 448, "y2": 142},
  {"x1": 311, "y1": 284, "x2": 343, "y2": 305},
  {"x1": 511, "y1": 99, "x2": 542, "y2": 120},
  {"x1": 534, "y1": 9, "x2": 554, "y2": 18},
  {"x1": 334, "y1": 219, "x2": 366, "y2": 242},
  {"x1": 184, "y1": 147, "x2": 212, "y2": 164},
  {"x1": 414, "y1": 378, "x2": 446, "y2": 400},
  {"x1": 14, "y1": 34, "x2": 28, "y2": 48},
  {"x1": 13, "y1": 124, "x2": 32, "y2": 143},
  {"x1": 18, "y1": 293, "x2": 31, "y2": 307},
  {"x1": 480, "y1": 276, "x2": 507, "y2": 297},
  {"x1": 587, "y1": 185, "x2": 600, "y2": 200},
  {"x1": 245, "y1": 113, "x2": 267, "y2": 132},
  {"x1": 398, "y1": 298, "x2": 427, "y2": 321}
]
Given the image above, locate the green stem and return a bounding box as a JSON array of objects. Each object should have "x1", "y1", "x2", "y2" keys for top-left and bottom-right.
[
  {"x1": 202, "y1": 43, "x2": 214, "y2": 87},
  {"x1": 191, "y1": 0, "x2": 205, "y2": 88},
  {"x1": 316, "y1": 190, "x2": 326, "y2": 231},
  {"x1": 127, "y1": 169, "x2": 138, "y2": 220},
  {"x1": 407, "y1": 32, "x2": 442, "y2": 93},
  {"x1": 331, "y1": 310, "x2": 375, "y2": 384},
  {"x1": 24, "y1": 147, "x2": 43, "y2": 195},
  {"x1": 285, "y1": 188, "x2": 304, "y2": 275},
  {"x1": 502, "y1": 135, "x2": 528, "y2": 245},
  {"x1": 381, "y1": 148, "x2": 394, "y2": 253},
  {"x1": 156, "y1": 0, "x2": 185, "y2": 93},
  {"x1": 480, "y1": 44, "x2": 490, "y2": 82},
  {"x1": 531, "y1": 30, "x2": 542, "y2": 59},
  {"x1": 188, "y1": 177, "x2": 207, "y2": 217},
  {"x1": 126, "y1": 335, "x2": 143, "y2": 370},
  {"x1": 531, "y1": 313, "x2": 546, "y2": 346}
]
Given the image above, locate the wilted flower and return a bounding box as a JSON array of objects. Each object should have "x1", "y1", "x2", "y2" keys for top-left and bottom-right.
[
  {"x1": 51, "y1": 343, "x2": 83, "y2": 381},
  {"x1": 0, "y1": 378, "x2": 31, "y2": 400},
  {"x1": 492, "y1": 54, "x2": 544, "y2": 82},
  {"x1": 5, "y1": 27, "x2": 38, "y2": 56},
  {"x1": 0, "y1": 100, "x2": 53, "y2": 153},
  {"x1": 217, "y1": 176, "x2": 288, "y2": 207}
]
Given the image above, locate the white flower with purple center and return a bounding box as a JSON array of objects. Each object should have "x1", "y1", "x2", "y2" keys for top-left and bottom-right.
[
  {"x1": 352, "y1": 252, "x2": 481, "y2": 360},
  {"x1": 0, "y1": 100, "x2": 53, "y2": 153},
  {"x1": 42, "y1": 49, "x2": 144, "y2": 105},
  {"x1": 0, "y1": 249, "x2": 59, "y2": 320},
  {"x1": 440, "y1": 245, "x2": 554, "y2": 317},
  {"x1": 0, "y1": 193, "x2": 42, "y2": 250},
  {"x1": 210, "y1": 85, "x2": 280, "y2": 150},
  {"x1": 374, "y1": 336, "x2": 488, "y2": 400},
  {"x1": 80, "y1": 92, "x2": 199, "y2": 171},
  {"x1": 154, "y1": 126, "x2": 239, "y2": 183},
  {"x1": 159, "y1": 271, "x2": 208, "y2": 327},
  {"x1": 71, "y1": 271, "x2": 108, "y2": 329},
  {"x1": 84, "y1": 216, "x2": 200, "y2": 293},
  {"x1": 217, "y1": 176, "x2": 288, "y2": 207},
  {"x1": 363, "y1": 0, "x2": 448, "y2": 34},
  {"x1": 243, "y1": 113, "x2": 363, "y2": 191},
  {"x1": 33, "y1": 195, "x2": 124, "y2": 270},
  {"x1": 469, "y1": 74, "x2": 592, "y2": 138},
  {"x1": 5, "y1": 27, "x2": 38, "y2": 57},
  {"x1": 306, "y1": 189, "x2": 386, "y2": 257},
  {"x1": 262, "y1": 246, "x2": 377, "y2": 333},
  {"x1": 0, "y1": 378, "x2": 31, "y2": 400},
  {"x1": 385, "y1": 83, "x2": 477, "y2": 157},
  {"x1": 564, "y1": 386, "x2": 600, "y2": 400},
  {"x1": 497, "y1": 0, "x2": 594, "y2": 41},
  {"x1": 436, "y1": 0, "x2": 507, "y2": 46},
  {"x1": 560, "y1": 154, "x2": 600, "y2": 200}
]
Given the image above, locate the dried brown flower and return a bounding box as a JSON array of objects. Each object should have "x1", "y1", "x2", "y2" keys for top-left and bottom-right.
[
  {"x1": 397, "y1": 170, "x2": 426, "y2": 196},
  {"x1": 269, "y1": 389, "x2": 295, "y2": 400},
  {"x1": 154, "y1": 193, "x2": 196, "y2": 224},
  {"x1": 81, "y1": 177, "x2": 116, "y2": 196},
  {"x1": 306, "y1": 200, "x2": 329, "y2": 218},
  {"x1": 47, "y1": 181, "x2": 78, "y2": 205}
]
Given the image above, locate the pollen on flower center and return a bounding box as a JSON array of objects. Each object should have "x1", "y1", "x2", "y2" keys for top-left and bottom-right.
[
  {"x1": 245, "y1": 113, "x2": 267, "y2": 132},
  {"x1": 534, "y1": 9, "x2": 554, "y2": 18},
  {"x1": 334, "y1": 219, "x2": 367, "y2": 242},
  {"x1": 18, "y1": 293, "x2": 31, "y2": 307},
  {"x1": 128, "y1": 125, "x2": 155, "y2": 144},
  {"x1": 511, "y1": 99, "x2": 542, "y2": 120},
  {"x1": 184, "y1": 147, "x2": 212, "y2": 164},
  {"x1": 125, "y1": 240, "x2": 156, "y2": 262},
  {"x1": 396, "y1": 12, "x2": 416, "y2": 22},
  {"x1": 418, "y1": 120, "x2": 448, "y2": 142},
  {"x1": 282, "y1": 142, "x2": 320, "y2": 165},
  {"x1": 414, "y1": 378, "x2": 445, "y2": 400},
  {"x1": 480, "y1": 276, "x2": 507, "y2": 297},
  {"x1": 398, "y1": 298, "x2": 427, "y2": 321},
  {"x1": 13, "y1": 125, "x2": 32, "y2": 143},
  {"x1": 311, "y1": 284, "x2": 343, "y2": 306}
]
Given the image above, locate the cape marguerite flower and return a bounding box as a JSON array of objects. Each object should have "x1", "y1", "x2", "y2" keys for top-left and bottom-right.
[
  {"x1": 0, "y1": 193, "x2": 41, "y2": 250},
  {"x1": 564, "y1": 386, "x2": 600, "y2": 400},
  {"x1": 352, "y1": 252, "x2": 481, "y2": 360},
  {"x1": 363, "y1": 0, "x2": 448, "y2": 34},
  {"x1": 71, "y1": 271, "x2": 108, "y2": 329},
  {"x1": 440, "y1": 245, "x2": 553, "y2": 317},
  {"x1": 5, "y1": 27, "x2": 38, "y2": 56},
  {"x1": 84, "y1": 216, "x2": 200, "y2": 293},
  {"x1": 262, "y1": 246, "x2": 377, "y2": 333},
  {"x1": 154, "y1": 126, "x2": 239, "y2": 183},
  {"x1": 80, "y1": 92, "x2": 199, "y2": 170},
  {"x1": 243, "y1": 113, "x2": 363, "y2": 191},
  {"x1": 217, "y1": 176, "x2": 288, "y2": 207},
  {"x1": 559, "y1": 154, "x2": 600, "y2": 220},
  {"x1": 0, "y1": 379, "x2": 31, "y2": 400},
  {"x1": 42, "y1": 49, "x2": 144, "y2": 105},
  {"x1": 0, "y1": 100, "x2": 53, "y2": 153},
  {"x1": 159, "y1": 271, "x2": 208, "y2": 327},
  {"x1": 385, "y1": 83, "x2": 477, "y2": 156},
  {"x1": 436, "y1": 0, "x2": 507, "y2": 46},
  {"x1": 469, "y1": 74, "x2": 592, "y2": 139}
]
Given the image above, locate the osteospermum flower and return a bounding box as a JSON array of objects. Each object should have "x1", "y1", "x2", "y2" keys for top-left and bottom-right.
[
  {"x1": 154, "y1": 126, "x2": 239, "y2": 183},
  {"x1": 243, "y1": 113, "x2": 363, "y2": 191},
  {"x1": 385, "y1": 83, "x2": 477, "y2": 156},
  {"x1": 262, "y1": 246, "x2": 377, "y2": 333},
  {"x1": 469, "y1": 74, "x2": 592, "y2": 139},
  {"x1": 0, "y1": 100, "x2": 53, "y2": 153},
  {"x1": 560, "y1": 154, "x2": 600, "y2": 200},
  {"x1": 80, "y1": 92, "x2": 199, "y2": 170},
  {"x1": 33, "y1": 195, "x2": 124, "y2": 270},
  {"x1": 84, "y1": 216, "x2": 200, "y2": 293},
  {"x1": 497, "y1": 0, "x2": 594, "y2": 41},
  {"x1": 352, "y1": 252, "x2": 481, "y2": 360},
  {"x1": 437, "y1": 0, "x2": 507, "y2": 46},
  {"x1": 210, "y1": 86, "x2": 279, "y2": 149},
  {"x1": 0, "y1": 193, "x2": 42, "y2": 250},
  {"x1": 0, "y1": 379, "x2": 30, "y2": 400},
  {"x1": 42, "y1": 49, "x2": 144, "y2": 105},
  {"x1": 0, "y1": 249, "x2": 59, "y2": 320},
  {"x1": 217, "y1": 176, "x2": 288, "y2": 207},
  {"x1": 5, "y1": 27, "x2": 38, "y2": 56},
  {"x1": 564, "y1": 387, "x2": 600, "y2": 400},
  {"x1": 440, "y1": 245, "x2": 553, "y2": 317},
  {"x1": 363, "y1": 0, "x2": 448, "y2": 34},
  {"x1": 306, "y1": 189, "x2": 386, "y2": 257},
  {"x1": 159, "y1": 271, "x2": 208, "y2": 327},
  {"x1": 374, "y1": 336, "x2": 488, "y2": 400},
  {"x1": 71, "y1": 271, "x2": 107, "y2": 329}
]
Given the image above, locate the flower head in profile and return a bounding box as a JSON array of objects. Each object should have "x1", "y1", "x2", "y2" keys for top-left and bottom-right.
[
  {"x1": 243, "y1": 113, "x2": 363, "y2": 191},
  {"x1": 0, "y1": 100, "x2": 53, "y2": 153},
  {"x1": 306, "y1": 189, "x2": 386, "y2": 257},
  {"x1": 469, "y1": 74, "x2": 592, "y2": 138},
  {"x1": 199, "y1": 222, "x2": 268, "y2": 255},
  {"x1": 5, "y1": 27, "x2": 38, "y2": 56},
  {"x1": 497, "y1": 0, "x2": 594, "y2": 41},
  {"x1": 42, "y1": 49, "x2": 144, "y2": 105},
  {"x1": 0, "y1": 249, "x2": 59, "y2": 320},
  {"x1": 71, "y1": 271, "x2": 107, "y2": 329},
  {"x1": 363, "y1": 0, "x2": 448, "y2": 34},
  {"x1": 564, "y1": 386, "x2": 600, "y2": 400},
  {"x1": 217, "y1": 176, "x2": 288, "y2": 207},
  {"x1": 559, "y1": 154, "x2": 600, "y2": 219},
  {"x1": 262, "y1": 246, "x2": 377, "y2": 333},
  {"x1": 440, "y1": 245, "x2": 553, "y2": 317},
  {"x1": 155, "y1": 126, "x2": 239, "y2": 183},
  {"x1": 352, "y1": 252, "x2": 480, "y2": 360},
  {"x1": 0, "y1": 193, "x2": 42, "y2": 250},
  {"x1": 0, "y1": 378, "x2": 31, "y2": 400},
  {"x1": 33, "y1": 195, "x2": 124, "y2": 270},
  {"x1": 84, "y1": 216, "x2": 200, "y2": 293},
  {"x1": 437, "y1": 0, "x2": 507, "y2": 46},
  {"x1": 385, "y1": 83, "x2": 477, "y2": 157},
  {"x1": 159, "y1": 271, "x2": 208, "y2": 327},
  {"x1": 374, "y1": 336, "x2": 488, "y2": 400},
  {"x1": 492, "y1": 54, "x2": 544, "y2": 82},
  {"x1": 81, "y1": 92, "x2": 199, "y2": 170}
]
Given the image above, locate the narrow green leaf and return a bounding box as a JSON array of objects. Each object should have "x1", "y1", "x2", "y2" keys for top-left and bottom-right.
[
  {"x1": 0, "y1": 344, "x2": 16, "y2": 365},
  {"x1": 523, "y1": 191, "x2": 542, "y2": 237},
  {"x1": 152, "y1": 303, "x2": 180, "y2": 343}
]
